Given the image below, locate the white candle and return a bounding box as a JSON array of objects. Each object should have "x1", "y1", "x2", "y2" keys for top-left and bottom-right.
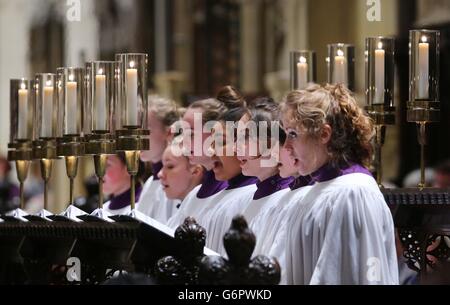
[
  {"x1": 66, "y1": 75, "x2": 78, "y2": 134},
  {"x1": 333, "y1": 49, "x2": 348, "y2": 85},
  {"x1": 18, "y1": 83, "x2": 28, "y2": 139},
  {"x1": 126, "y1": 61, "x2": 138, "y2": 126},
  {"x1": 41, "y1": 81, "x2": 54, "y2": 138},
  {"x1": 95, "y1": 70, "x2": 107, "y2": 131},
  {"x1": 418, "y1": 36, "x2": 429, "y2": 99},
  {"x1": 374, "y1": 42, "x2": 385, "y2": 104},
  {"x1": 297, "y1": 56, "x2": 308, "y2": 90}
]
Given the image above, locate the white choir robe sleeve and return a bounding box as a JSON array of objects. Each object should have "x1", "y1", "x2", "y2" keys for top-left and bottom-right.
[{"x1": 286, "y1": 175, "x2": 399, "y2": 285}]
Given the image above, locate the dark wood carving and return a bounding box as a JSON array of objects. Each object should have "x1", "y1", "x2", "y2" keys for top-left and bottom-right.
[
  {"x1": 199, "y1": 216, "x2": 281, "y2": 285},
  {"x1": 383, "y1": 187, "x2": 450, "y2": 281},
  {"x1": 155, "y1": 217, "x2": 206, "y2": 285}
]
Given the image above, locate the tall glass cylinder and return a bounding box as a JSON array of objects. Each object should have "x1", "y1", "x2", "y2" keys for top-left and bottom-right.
[
  {"x1": 10, "y1": 79, "x2": 34, "y2": 142},
  {"x1": 35, "y1": 74, "x2": 58, "y2": 139},
  {"x1": 365, "y1": 37, "x2": 395, "y2": 107},
  {"x1": 290, "y1": 51, "x2": 316, "y2": 90},
  {"x1": 57, "y1": 67, "x2": 85, "y2": 136},
  {"x1": 87, "y1": 61, "x2": 119, "y2": 134},
  {"x1": 327, "y1": 43, "x2": 355, "y2": 91},
  {"x1": 84, "y1": 62, "x2": 93, "y2": 136},
  {"x1": 115, "y1": 53, "x2": 148, "y2": 129},
  {"x1": 409, "y1": 30, "x2": 440, "y2": 103}
]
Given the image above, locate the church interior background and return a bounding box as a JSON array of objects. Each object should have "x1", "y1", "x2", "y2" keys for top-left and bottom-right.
[{"x1": 0, "y1": 0, "x2": 448, "y2": 216}]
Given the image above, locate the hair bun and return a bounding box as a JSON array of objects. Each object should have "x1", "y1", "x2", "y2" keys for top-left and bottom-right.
[{"x1": 216, "y1": 85, "x2": 246, "y2": 110}]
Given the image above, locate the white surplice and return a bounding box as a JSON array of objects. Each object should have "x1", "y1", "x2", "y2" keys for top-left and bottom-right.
[
  {"x1": 285, "y1": 173, "x2": 399, "y2": 285},
  {"x1": 251, "y1": 185, "x2": 313, "y2": 284},
  {"x1": 201, "y1": 184, "x2": 257, "y2": 256}
]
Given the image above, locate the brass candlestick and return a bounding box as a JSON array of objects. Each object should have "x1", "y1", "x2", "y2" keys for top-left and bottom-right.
[
  {"x1": 7, "y1": 141, "x2": 33, "y2": 210},
  {"x1": 114, "y1": 53, "x2": 149, "y2": 211},
  {"x1": 407, "y1": 30, "x2": 440, "y2": 189},
  {"x1": 116, "y1": 128, "x2": 149, "y2": 210},
  {"x1": 365, "y1": 37, "x2": 396, "y2": 188},
  {"x1": 56, "y1": 67, "x2": 86, "y2": 207}
]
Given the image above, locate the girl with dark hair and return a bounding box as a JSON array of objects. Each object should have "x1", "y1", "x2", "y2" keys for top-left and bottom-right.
[{"x1": 198, "y1": 86, "x2": 259, "y2": 255}]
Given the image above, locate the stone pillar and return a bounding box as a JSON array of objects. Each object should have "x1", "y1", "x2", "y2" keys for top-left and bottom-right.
[{"x1": 240, "y1": 0, "x2": 262, "y2": 93}]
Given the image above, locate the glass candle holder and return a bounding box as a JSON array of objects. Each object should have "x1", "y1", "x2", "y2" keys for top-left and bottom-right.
[
  {"x1": 57, "y1": 67, "x2": 85, "y2": 136},
  {"x1": 87, "y1": 61, "x2": 119, "y2": 134},
  {"x1": 290, "y1": 50, "x2": 316, "y2": 90},
  {"x1": 409, "y1": 30, "x2": 440, "y2": 102},
  {"x1": 10, "y1": 79, "x2": 34, "y2": 142},
  {"x1": 115, "y1": 53, "x2": 148, "y2": 129},
  {"x1": 365, "y1": 37, "x2": 395, "y2": 107},
  {"x1": 35, "y1": 74, "x2": 58, "y2": 139},
  {"x1": 327, "y1": 43, "x2": 355, "y2": 91}
]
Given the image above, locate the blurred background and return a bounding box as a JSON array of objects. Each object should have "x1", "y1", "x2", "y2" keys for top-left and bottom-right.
[{"x1": 0, "y1": 0, "x2": 449, "y2": 213}]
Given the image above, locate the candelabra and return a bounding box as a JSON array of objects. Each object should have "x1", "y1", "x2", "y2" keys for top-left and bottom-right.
[
  {"x1": 365, "y1": 37, "x2": 396, "y2": 187},
  {"x1": 407, "y1": 30, "x2": 440, "y2": 189}
]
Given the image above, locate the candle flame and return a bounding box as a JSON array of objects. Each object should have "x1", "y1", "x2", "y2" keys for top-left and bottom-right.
[
  {"x1": 129, "y1": 61, "x2": 135, "y2": 68},
  {"x1": 98, "y1": 68, "x2": 103, "y2": 75},
  {"x1": 421, "y1": 36, "x2": 428, "y2": 43},
  {"x1": 45, "y1": 80, "x2": 52, "y2": 87},
  {"x1": 325, "y1": 57, "x2": 330, "y2": 63},
  {"x1": 377, "y1": 42, "x2": 383, "y2": 49},
  {"x1": 69, "y1": 74, "x2": 74, "y2": 82},
  {"x1": 20, "y1": 83, "x2": 26, "y2": 90},
  {"x1": 299, "y1": 56, "x2": 307, "y2": 64},
  {"x1": 337, "y1": 49, "x2": 344, "y2": 57}
]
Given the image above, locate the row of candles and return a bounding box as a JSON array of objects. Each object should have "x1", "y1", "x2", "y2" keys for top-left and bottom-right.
[
  {"x1": 7, "y1": 53, "x2": 148, "y2": 219},
  {"x1": 290, "y1": 29, "x2": 440, "y2": 188},
  {"x1": 290, "y1": 29, "x2": 439, "y2": 107},
  {"x1": 12, "y1": 54, "x2": 147, "y2": 143}
]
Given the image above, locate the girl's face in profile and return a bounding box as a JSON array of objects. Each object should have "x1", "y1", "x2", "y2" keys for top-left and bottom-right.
[
  {"x1": 158, "y1": 146, "x2": 200, "y2": 200},
  {"x1": 282, "y1": 112, "x2": 330, "y2": 176},
  {"x1": 209, "y1": 121, "x2": 242, "y2": 181},
  {"x1": 236, "y1": 114, "x2": 277, "y2": 179}
]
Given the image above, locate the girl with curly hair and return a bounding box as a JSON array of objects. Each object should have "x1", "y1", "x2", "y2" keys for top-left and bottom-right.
[{"x1": 281, "y1": 84, "x2": 398, "y2": 285}]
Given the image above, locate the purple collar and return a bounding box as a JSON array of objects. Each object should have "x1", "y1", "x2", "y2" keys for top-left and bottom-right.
[
  {"x1": 253, "y1": 174, "x2": 294, "y2": 200},
  {"x1": 289, "y1": 176, "x2": 313, "y2": 190},
  {"x1": 309, "y1": 163, "x2": 372, "y2": 185},
  {"x1": 152, "y1": 161, "x2": 163, "y2": 181},
  {"x1": 109, "y1": 185, "x2": 143, "y2": 210},
  {"x1": 226, "y1": 173, "x2": 258, "y2": 190},
  {"x1": 197, "y1": 170, "x2": 229, "y2": 199}
]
